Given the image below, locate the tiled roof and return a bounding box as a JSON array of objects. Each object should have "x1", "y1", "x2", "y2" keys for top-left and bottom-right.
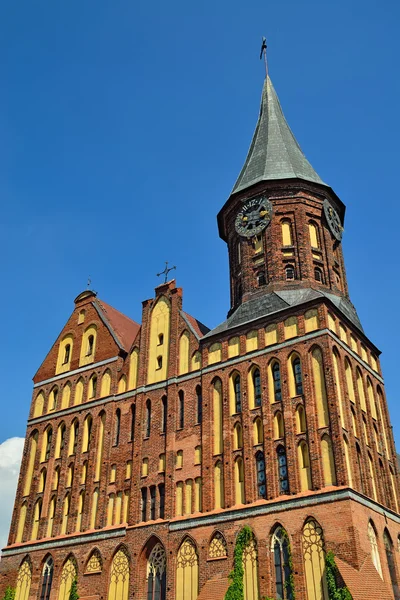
[
  {"x1": 197, "y1": 575, "x2": 229, "y2": 600},
  {"x1": 335, "y1": 555, "x2": 392, "y2": 600},
  {"x1": 95, "y1": 299, "x2": 140, "y2": 352},
  {"x1": 232, "y1": 76, "x2": 326, "y2": 194},
  {"x1": 182, "y1": 311, "x2": 210, "y2": 338}
]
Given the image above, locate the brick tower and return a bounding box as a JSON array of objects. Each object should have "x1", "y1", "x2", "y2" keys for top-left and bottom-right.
[{"x1": 1, "y1": 74, "x2": 400, "y2": 600}]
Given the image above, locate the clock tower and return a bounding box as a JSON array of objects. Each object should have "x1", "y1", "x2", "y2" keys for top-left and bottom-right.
[{"x1": 218, "y1": 76, "x2": 353, "y2": 321}]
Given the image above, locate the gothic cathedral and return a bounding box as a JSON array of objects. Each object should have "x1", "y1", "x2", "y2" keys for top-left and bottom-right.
[{"x1": 1, "y1": 74, "x2": 399, "y2": 600}]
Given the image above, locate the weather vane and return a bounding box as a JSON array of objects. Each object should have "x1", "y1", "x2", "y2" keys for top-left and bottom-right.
[
  {"x1": 157, "y1": 261, "x2": 176, "y2": 283},
  {"x1": 260, "y1": 36, "x2": 268, "y2": 78}
]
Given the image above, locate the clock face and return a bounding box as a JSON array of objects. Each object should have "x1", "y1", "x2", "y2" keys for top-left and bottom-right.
[
  {"x1": 235, "y1": 196, "x2": 272, "y2": 238},
  {"x1": 323, "y1": 199, "x2": 343, "y2": 241}
]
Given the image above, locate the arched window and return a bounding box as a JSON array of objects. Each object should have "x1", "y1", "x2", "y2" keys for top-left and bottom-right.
[
  {"x1": 271, "y1": 361, "x2": 282, "y2": 402},
  {"x1": 117, "y1": 376, "x2": 127, "y2": 394},
  {"x1": 90, "y1": 489, "x2": 99, "y2": 530},
  {"x1": 41, "y1": 427, "x2": 53, "y2": 462},
  {"x1": 273, "y1": 411, "x2": 284, "y2": 439},
  {"x1": 209, "y1": 531, "x2": 227, "y2": 558},
  {"x1": 55, "y1": 423, "x2": 66, "y2": 458},
  {"x1": 291, "y1": 356, "x2": 303, "y2": 396},
  {"x1": 66, "y1": 464, "x2": 74, "y2": 487},
  {"x1": 107, "y1": 548, "x2": 130, "y2": 600},
  {"x1": 61, "y1": 495, "x2": 70, "y2": 534},
  {"x1": 89, "y1": 374, "x2": 97, "y2": 399},
  {"x1": 38, "y1": 468, "x2": 47, "y2": 494},
  {"x1": 384, "y1": 531, "x2": 400, "y2": 599},
  {"x1": 253, "y1": 417, "x2": 263, "y2": 445},
  {"x1": 345, "y1": 358, "x2": 355, "y2": 402},
  {"x1": 150, "y1": 486, "x2": 157, "y2": 520},
  {"x1": 176, "y1": 450, "x2": 183, "y2": 469},
  {"x1": 16, "y1": 503, "x2": 27, "y2": 543},
  {"x1": 86, "y1": 550, "x2": 102, "y2": 574},
  {"x1": 309, "y1": 222, "x2": 320, "y2": 249},
  {"x1": 87, "y1": 334, "x2": 94, "y2": 356},
  {"x1": 53, "y1": 467, "x2": 60, "y2": 491},
  {"x1": 321, "y1": 435, "x2": 337, "y2": 486},
  {"x1": 128, "y1": 348, "x2": 139, "y2": 390},
  {"x1": 256, "y1": 451, "x2": 266, "y2": 499},
  {"x1": 296, "y1": 405, "x2": 306, "y2": 433},
  {"x1": 333, "y1": 349, "x2": 345, "y2": 426},
  {"x1": 367, "y1": 378, "x2": 377, "y2": 420},
  {"x1": 179, "y1": 331, "x2": 190, "y2": 375},
  {"x1": 147, "y1": 543, "x2": 167, "y2": 600},
  {"x1": 159, "y1": 484, "x2": 165, "y2": 519},
  {"x1": 214, "y1": 461, "x2": 224, "y2": 509},
  {"x1": 242, "y1": 533, "x2": 259, "y2": 600},
  {"x1": 298, "y1": 441, "x2": 312, "y2": 491},
  {"x1": 234, "y1": 375, "x2": 241, "y2": 413},
  {"x1": 312, "y1": 347, "x2": 329, "y2": 428},
  {"x1": 281, "y1": 220, "x2": 293, "y2": 246},
  {"x1": 61, "y1": 383, "x2": 71, "y2": 409},
  {"x1": 191, "y1": 351, "x2": 202, "y2": 371},
  {"x1": 74, "y1": 379, "x2": 84, "y2": 406},
  {"x1": 277, "y1": 446, "x2": 289, "y2": 494},
  {"x1": 285, "y1": 265, "x2": 295, "y2": 280},
  {"x1": 33, "y1": 392, "x2": 44, "y2": 418},
  {"x1": 302, "y1": 520, "x2": 328, "y2": 600},
  {"x1": 39, "y1": 557, "x2": 54, "y2": 600},
  {"x1": 101, "y1": 370, "x2": 111, "y2": 397},
  {"x1": 114, "y1": 409, "x2": 121, "y2": 446},
  {"x1": 31, "y1": 499, "x2": 42, "y2": 540},
  {"x1": 82, "y1": 415, "x2": 92, "y2": 453},
  {"x1": 314, "y1": 267, "x2": 324, "y2": 283},
  {"x1": 58, "y1": 557, "x2": 77, "y2": 600},
  {"x1": 368, "y1": 521, "x2": 382, "y2": 578},
  {"x1": 252, "y1": 368, "x2": 262, "y2": 407},
  {"x1": 146, "y1": 400, "x2": 151, "y2": 438},
  {"x1": 271, "y1": 527, "x2": 293, "y2": 600},
  {"x1": 233, "y1": 423, "x2": 243, "y2": 450},
  {"x1": 356, "y1": 443, "x2": 365, "y2": 494},
  {"x1": 178, "y1": 391, "x2": 184, "y2": 429},
  {"x1": 68, "y1": 420, "x2": 79, "y2": 456},
  {"x1": 213, "y1": 379, "x2": 223, "y2": 455},
  {"x1": 196, "y1": 386, "x2": 202, "y2": 424},
  {"x1": 48, "y1": 387, "x2": 58, "y2": 412},
  {"x1": 130, "y1": 404, "x2": 136, "y2": 442},
  {"x1": 343, "y1": 436, "x2": 353, "y2": 487},
  {"x1": 14, "y1": 558, "x2": 32, "y2": 600},
  {"x1": 368, "y1": 452, "x2": 378, "y2": 501},
  {"x1": 176, "y1": 539, "x2": 199, "y2": 600},
  {"x1": 234, "y1": 458, "x2": 245, "y2": 505},
  {"x1": 356, "y1": 368, "x2": 367, "y2": 412}
]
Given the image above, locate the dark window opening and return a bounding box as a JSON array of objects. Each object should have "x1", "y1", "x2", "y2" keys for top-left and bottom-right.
[
  {"x1": 256, "y1": 451, "x2": 266, "y2": 499},
  {"x1": 114, "y1": 409, "x2": 121, "y2": 446},
  {"x1": 277, "y1": 446, "x2": 289, "y2": 494},
  {"x1": 273, "y1": 363, "x2": 282, "y2": 402},
  {"x1": 314, "y1": 267, "x2": 324, "y2": 283},
  {"x1": 40, "y1": 558, "x2": 54, "y2": 600},
  {"x1": 285, "y1": 265, "x2": 295, "y2": 280},
  {"x1": 292, "y1": 357, "x2": 303, "y2": 395},
  {"x1": 73, "y1": 423, "x2": 79, "y2": 455},
  {"x1": 196, "y1": 386, "x2": 202, "y2": 424},
  {"x1": 141, "y1": 488, "x2": 147, "y2": 522},
  {"x1": 273, "y1": 528, "x2": 293, "y2": 599},
  {"x1": 87, "y1": 335, "x2": 94, "y2": 356},
  {"x1": 159, "y1": 484, "x2": 165, "y2": 519},
  {"x1": 158, "y1": 334, "x2": 164, "y2": 345},
  {"x1": 63, "y1": 344, "x2": 71, "y2": 364},
  {"x1": 145, "y1": 400, "x2": 151, "y2": 438},
  {"x1": 150, "y1": 486, "x2": 156, "y2": 520},
  {"x1": 130, "y1": 404, "x2": 136, "y2": 442},
  {"x1": 253, "y1": 369, "x2": 262, "y2": 407},
  {"x1": 161, "y1": 396, "x2": 167, "y2": 433},
  {"x1": 178, "y1": 391, "x2": 184, "y2": 429},
  {"x1": 257, "y1": 272, "x2": 266, "y2": 287},
  {"x1": 45, "y1": 430, "x2": 52, "y2": 461},
  {"x1": 156, "y1": 356, "x2": 163, "y2": 370},
  {"x1": 234, "y1": 375, "x2": 241, "y2": 413}
]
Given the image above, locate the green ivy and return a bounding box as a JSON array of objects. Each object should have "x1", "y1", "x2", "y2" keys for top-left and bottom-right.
[
  {"x1": 325, "y1": 551, "x2": 352, "y2": 600},
  {"x1": 225, "y1": 525, "x2": 253, "y2": 600},
  {"x1": 281, "y1": 529, "x2": 296, "y2": 600},
  {"x1": 2, "y1": 587, "x2": 15, "y2": 600},
  {"x1": 69, "y1": 578, "x2": 79, "y2": 600}
]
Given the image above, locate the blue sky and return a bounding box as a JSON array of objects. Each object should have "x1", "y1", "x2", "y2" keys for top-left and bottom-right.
[{"x1": 1, "y1": 0, "x2": 400, "y2": 449}]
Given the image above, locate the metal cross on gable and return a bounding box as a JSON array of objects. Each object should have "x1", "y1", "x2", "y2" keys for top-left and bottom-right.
[{"x1": 157, "y1": 261, "x2": 176, "y2": 283}]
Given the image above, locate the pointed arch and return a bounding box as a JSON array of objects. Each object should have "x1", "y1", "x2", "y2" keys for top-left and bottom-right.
[
  {"x1": 296, "y1": 404, "x2": 306, "y2": 433},
  {"x1": 191, "y1": 351, "x2": 202, "y2": 371},
  {"x1": 273, "y1": 411, "x2": 284, "y2": 439},
  {"x1": 368, "y1": 521, "x2": 382, "y2": 578},
  {"x1": 90, "y1": 488, "x2": 99, "y2": 530},
  {"x1": 234, "y1": 457, "x2": 245, "y2": 505},
  {"x1": 16, "y1": 503, "x2": 27, "y2": 543},
  {"x1": 270, "y1": 525, "x2": 293, "y2": 599},
  {"x1": 253, "y1": 417, "x2": 263, "y2": 445},
  {"x1": 38, "y1": 467, "x2": 47, "y2": 493},
  {"x1": 233, "y1": 422, "x2": 243, "y2": 450},
  {"x1": 229, "y1": 371, "x2": 242, "y2": 414},
  {"x1": 356, "y1": 368, "x2": 367, "y2": 412},
  {"x1": 117, "y1": 375, "x2": 127, "y2": 394},
  {"x1": 61, "y1": 494, "x2": 70, "y2": 534},
  {"x1": 95, "y1": 411, "x2": 106, "y2": 482},
  {"x1": 14, "y1": 557, "x2": 32, "y2": 600},
  {"x1": 146, "y1": 541, "x2": 167, "y2": 600},
  {"x1": 368, "y1": 452, "x2": 378, "y2": 501},
  {"x1": 74, "y1": 378, "x2": 84, "y2": 405},
  {"x1": 101, "y1": 369, "x2": 112, "y2": 397},
  {"x1": 248, "y1": 364, "x2": 262, "y2": 409},
  {"x1": 214, "y1": 460, "x2": 224, "y2": 509},
  {"x1": 383, "y1": 530, "x2": 400, "y2": 599},
  {"x1": 48, "y1": 386, "x2": 58, "y2": 412},
  {"x1": 107, "y1": 546, "x2": 130, "y2": 600},
  {"x1": 309, "y1": 221, "x2": 320, "y2": 248},
  {"x1": 345, "y1": 358, "x2": 355, "y2": 402},
  {"x1": 209, "y1": 531, "x2": 227, "y2": 558},
  {"x1": 76, "y1": 491, "x2": 85, "y2": 532},
  {"x1": 321, "y1": 435, "x2": 336, "y2": 486},
  {"x1": 85, "y1": 548, "x2": 103, "y2": 573},
  {"x1": 23, "y1": 431, "x2": 38, "y2": 497},
  {"x1": 213, "y1": 378, "x2": 223, "y2": 455},
  {"x1": 31, "y1": 498, "x2": 42, "y2": 540},
  {"x1": 47, "y1": 496, "x2": 56, "y2": 538},
  {"x1": 242, "y1": 531, "x2": 259, "y2": 600},
  {"x1": 82, "y1": 414, "x2": 92, "y2": 453},
  {"x1": 298, "y1": 441, "x2": 312, "y2": 491},
  {"x1": 55, "y1": 422, "x2": 66, "y2": 458},
  {"x1": 366, "y1": 377, "x2": 377, "y2": 419},
  {"x1": 255, "y1": 451, "x2": 266, "y2": 499},
  {"x1": 312, "y1": 347, "x2": 329, "y2": 427},
  {"x1": 148, "y1": 296, "x2": 171, "y2": 383},
  {"x1": 68, "y1": 419, "x2": 79, "y2": 456},
  {"x1": 58, "y1": 555, "x2": 77, "y2": 600},
  {"x1": 332, "y1": 348, "x2": 345, "y2": 426},
  {"x1": 343, "y1": 435, "x2": 353, "y2": 487},
  {"x1": 302, "y1": 519, "x2": 328, "y2": 600},
  {"x1": 179, "y1": 330, "x2": 190, "y2": 375},
  {"x1": 41, "y1": 426, "x2": 53, "y2": 462},
  {"x1": 268, "y1": 359, "x2": 282, "y2": 403},
  {"x1": 39, "y1": 556, "x2": 54, "y2": 600},
  {"x1": 128, "y1": 348, "x2": 139, "y2": 390},
  {"x1": 79, "y1": 324, "x2": 97, "y2": 366},
  {"x1": 288, "y1": 352, "x2": 303, "y2": 397},
  {"x1": 33, "y1": 391, "x2": 44, "y2": 418},
  {"x1": 176, "y1": 538, "x2": 199, "y2": 600},
  {"x1": 61, "y1": 382, "x2": 71, "y2": 409}
]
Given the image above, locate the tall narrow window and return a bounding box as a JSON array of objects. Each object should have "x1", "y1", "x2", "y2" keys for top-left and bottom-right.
[
  {"x1": 234, "y1": 458, "x2": 245, "y2": 505},
  {"x1": 384, "y1": 531, "x2": 400, "y2": 600},
  {"x1": 87, "y1": 335, "x2": 94, "y2": 356},
  {"x1": 89, "y1": 375, "x2": 97, "y2": 399},
  {"x1": 150, "y1": 486, "x2": 156, "y2": 520},
  {"x1": 298, "y1": 441, "x2": 312, "y2": 491},
  {"x1": 161, "y1": 396, "x2": 167, "y2": 433},
  {"x1": 281, "y1": 221, "x2": 293, "y2": 246},
  {"x1": 159, "y1": 484, "x2": 165, "y2": 519},
  {"x1": 61, "y1": 495, "x2": 70, "y2": 534},
  {"x1": 309, "y1": 222, "x2": 320, "y2": 248},
  {"x1": 257, "y1": 272, "x2": 266, "y2": 287},
  {"x1": 178, "y1": 391, "x2": 184, "y2": 429},
  {"x1": 321, "y1": 435, "x2": 337, "y2": 486},
  {"x1": 314, "y1": 267, "x2": 324, "y2": 283},
  {"x1": 176, "y1": 539, "x2": 199, "y2": 600},
  {"x1": 114, "y1": 409, "x2": 121, "y2": 446},
  {"x1": 82, "y1": 415, "x2": 92, "y2": 453},
  {"x1": 368, "y1": 521, "x2": 382, "y2": 578},
  {"x1": 253, "y1": 368, "x2": 262, "y2": 407},
  {"x1": 256, "y1": 451, "x2": 266, "y2": 499},
  {"x1": 213, "y1": 379, "x2": 223, "y2": 455},
  {"x1": 272, "y1": 527, "x2": 293, "y2": 600},
  {"x1": 302, "y1": 520, "x2": 328, "y2": 600},
  {"x1": 285, "y1": 265, "x2": 295, "y2": 280},
  {"x1": 272, "y1": 362, "x2": 282, "y2": 402},
  {"x1": 94, "y1": 412, "x2": 105, "y2": 482},
  {"x1": 145, "y1": 400, "x2": 151, "y2": 438},
  {"x1": 141, "y1": 488, "x2": 147, "y2": 522},
  {"x1": 292, "y1": 357, "x2": 303, "y2": 395},
  {"x1": 196, "y1": 386, "x2": 202, "y2": 424},
  {"x1": 233, "y1": 423, "x2": 243, "y2": 450},
  {"x1": 39, "y1": 558, "x2": 54, "y2": 600},
  {"x1": 214, "y1": 461, "x2": 224, "y2": 509},
  {"x1": 277, "y1": 446, "x2": 289, "y2": 494},
  {"x1": 31, "y1": 499, "x2": 42, "y2": 540},
  {"x1": 345, "y1": 358, "x2": 355, "y2": 402},
  {"x1": 312, "y1": 347, "x2": 329, "y2": 428},
  {"x1": 14, "y1": 558, "x2": 32, "y2": 600},
  {"x1": 43, "y1": 427, "x2": 52, "y2": 462},
  {"x1": 234, "y1": 375, "x2": 241, "y2": 413},
  {"x1": 130, "y1": 404, "x2": 136, "y2": 442},
  {"x1": 73, "y1": 421, "x2": 79, "y2": 455},
  {"x1": 107, "y1": 549, "x2": 130, "y2": 600},
  {"x1": 147, "y1": 543, "x2": 167, "y2": 600}
]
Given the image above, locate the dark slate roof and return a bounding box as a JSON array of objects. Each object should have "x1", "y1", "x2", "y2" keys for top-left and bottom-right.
[
  {"x1": 203, "y1": 288, "x2": 362, "y2": 339},
  {"x1": 232, "y1": 76, "x2": 326, "y2": 194}
]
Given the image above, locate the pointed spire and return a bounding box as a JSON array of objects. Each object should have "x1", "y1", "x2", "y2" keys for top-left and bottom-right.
[{"x1": 232, "y1": 76, "x2": 326, "y2": 194}]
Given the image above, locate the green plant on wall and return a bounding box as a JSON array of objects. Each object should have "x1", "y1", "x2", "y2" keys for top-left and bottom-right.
[
  {"x1": 225, "y1": 525, "x2": 253, "y2": 600},
  {"x1": 281, "y1": 529, "x2": 295, "y2": 600},
  {"x1": 325, "y1": 551, "x2": 352, "y2": 600},
  {"x1": 2, "y1": 587, "x2": 15, "y2": 600},
  {"x1": 69, "y1": 578, "x2": 79, "y2": 600}
]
